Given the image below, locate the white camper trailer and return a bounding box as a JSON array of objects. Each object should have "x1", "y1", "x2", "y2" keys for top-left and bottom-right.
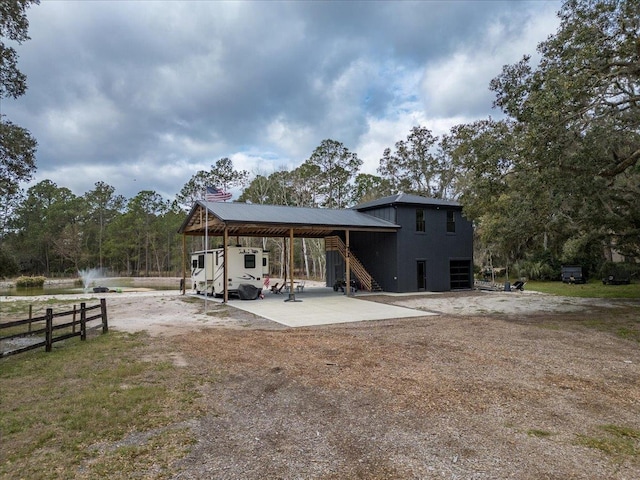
[{"x1": 191, "y1": 246, "x2": 269, "y2": 298}]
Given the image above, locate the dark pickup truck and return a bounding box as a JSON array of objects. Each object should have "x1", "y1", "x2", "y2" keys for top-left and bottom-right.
[{"x1": 561, "y1": 265, "x2": 586, "y2": 284}]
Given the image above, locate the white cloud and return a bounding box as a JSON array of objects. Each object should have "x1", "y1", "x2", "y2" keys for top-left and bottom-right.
[
  {"x1": 264, "y1": 116, "x2": 315, "y2": 162},
  {"x1": 357, "y1": 111, "x2": 426, "y2": 175},
  {"x1": 420, "y1": 4, "x2": 560, "y2": 117}
]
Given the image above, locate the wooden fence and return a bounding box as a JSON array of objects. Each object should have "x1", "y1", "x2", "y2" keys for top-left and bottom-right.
[{"x1": 0, "y1": 299, "x2": 108, "y2": 358}]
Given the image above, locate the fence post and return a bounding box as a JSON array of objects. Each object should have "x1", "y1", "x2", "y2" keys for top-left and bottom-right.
[
  {"x1": 100, "y1": 298, "x2": 108, "y2": 334},
  {"x1": 80, "y1": 302, "x2": 87, "y2": 341},
  {"x1": 28, "y1": 305, "x2": 33, "y2": 332},
  {"x1": 45, "y1": 308, "x2": 53, "y2": 352},
  {"x1": 72, "y1": 304, "x2": 77, "y2": 333}
]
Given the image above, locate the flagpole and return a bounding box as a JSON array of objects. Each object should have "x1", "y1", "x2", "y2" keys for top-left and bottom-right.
[{"x1": 204, "y1": 187, "x2": 208, "y2": 313}]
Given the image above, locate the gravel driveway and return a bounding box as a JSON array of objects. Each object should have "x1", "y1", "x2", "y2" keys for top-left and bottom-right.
[{"x1": 168, "y1": 296, "x2": 639, "y2": 479}]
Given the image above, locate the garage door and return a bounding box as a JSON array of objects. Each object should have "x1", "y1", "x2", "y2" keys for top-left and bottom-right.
[{"x1": 450, "y1": 260, "x2": 471, "y2": 289}]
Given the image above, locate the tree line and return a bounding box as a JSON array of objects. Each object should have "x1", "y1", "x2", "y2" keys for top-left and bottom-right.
[{"x1": 1, "y1": 0, "x2": 638, "y2": 280}]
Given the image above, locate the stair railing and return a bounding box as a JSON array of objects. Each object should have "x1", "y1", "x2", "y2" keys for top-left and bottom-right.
[{"x1": 325, "y1": 236, "x2": 377, "y2": 291}]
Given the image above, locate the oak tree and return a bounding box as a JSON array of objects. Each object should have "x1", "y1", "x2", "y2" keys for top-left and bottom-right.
[
  {"x1": 0, "y1": 0, "x2": 39, "y2": 229},
  {"x1": 378, "y1": 126, "x2": 458, "y2": 199},
  {"x1": 489, "y1": 0, "x2": 640, "y2": 257}
]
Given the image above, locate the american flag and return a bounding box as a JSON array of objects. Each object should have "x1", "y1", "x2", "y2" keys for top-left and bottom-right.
[{"x1": 205, "y1": 186, "x2": 232, "y2": 202}]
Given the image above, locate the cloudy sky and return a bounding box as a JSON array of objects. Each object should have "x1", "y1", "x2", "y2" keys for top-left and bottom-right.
[{"x1": 3, "y1": 0, "x2": 561, "y2": 201}]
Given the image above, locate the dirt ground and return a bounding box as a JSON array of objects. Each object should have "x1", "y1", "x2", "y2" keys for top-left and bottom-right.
[{"x1": 3, "y1": 288, "x2": 640, "y2": 478}]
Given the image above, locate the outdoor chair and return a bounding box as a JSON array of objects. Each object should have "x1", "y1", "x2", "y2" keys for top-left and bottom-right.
[{"x1": 512, "y1": 280, "x2": 526, "y2": 291}]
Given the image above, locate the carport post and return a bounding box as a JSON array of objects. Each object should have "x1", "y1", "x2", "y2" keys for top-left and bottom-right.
[
  {"x1": 285, "y1": 227, "x2": 301, "y2": 302},
  {"x1": 223, "y1": 227, "x2": 229, "y2": 303},
  {"x1": 345, "y1": 229, "x2": 352, "y2": 297},
  {"x1": 181, "y1": 233, "x2": 186, "y2": 295}
]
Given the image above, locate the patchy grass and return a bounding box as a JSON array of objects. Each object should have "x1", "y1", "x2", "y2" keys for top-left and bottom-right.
[
  {"x1": 205, "y1": 306, "x2": 233, "y2": 318},
  {"x1": 526, "y1": 280, "x2": 640, "y2": 299},
  {"x1": 0, "y1": 298, "x2": 96, "y2": 322},
  {"x1": 527, "y1": 429, "x2": 553, "y2": 438},
  {"x1": 85, "y1": 428, "x2": 197, "y2": 479},
  {"x1": 521, "y1": 281, "x2": 640, "y2": 340},
  {"x1": 576, "y1": 424, "x2": 640, "y2": 456},
  {"x1": 0, "y1": 331, "x2": 204, "y2": 479},
  {"x1": 617, "y1": 326, "x2": 639, "y2": 341},
  {"x1": 580, "y1": 308, "x2": 640, "y2": 343},
  {"x1": 1, "y1": 299, "x2": 107, "y2": 352},
  {"x1": 533, "y1": 305, "x2": 640, "y2": 343}
]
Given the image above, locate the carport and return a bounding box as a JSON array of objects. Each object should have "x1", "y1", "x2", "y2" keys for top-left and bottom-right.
[{"x1": 178, "y1": 201, "x2": 400, "y2": 303}]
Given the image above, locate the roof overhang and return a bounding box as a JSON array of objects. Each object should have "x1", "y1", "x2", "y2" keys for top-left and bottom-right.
[{"x1": 179, "y1": 201, "x2": 400, "y2": 238}]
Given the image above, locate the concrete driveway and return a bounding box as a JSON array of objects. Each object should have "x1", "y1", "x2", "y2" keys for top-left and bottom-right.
[{"x1": 202, "y1": 286, "x2": 433, "y2": 327}]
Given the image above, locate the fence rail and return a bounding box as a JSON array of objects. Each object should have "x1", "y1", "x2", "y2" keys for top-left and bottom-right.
[{"x1": 0, "y1": 299, "x2": 108, "y2": 358}]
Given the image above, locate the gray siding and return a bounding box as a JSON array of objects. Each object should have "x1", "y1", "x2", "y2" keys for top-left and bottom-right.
[
  {"x1": 360, "y1": 206, "x2": 396, "y2": 224},
  {"x1": 350, "y1": 231, "x2": 397, "y2": 291},
  {"x1": 396, "y1": 205, "x2": 473, "y2": 292},
  {"x1": 325, "y1": 232, "x2": 397, "y2": 291},
  {"x1": 326, "y1": 199, "x2": 473, "y2": 293}
]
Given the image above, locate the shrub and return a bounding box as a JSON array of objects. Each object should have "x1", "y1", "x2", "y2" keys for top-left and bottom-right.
[
  {"x1": 538, "y1": 263, "x2": 559, "y2": 281},
  {"x1": 15, "y1": 276, "x2": 46, "y2": 288},
  {"x1": 514, "y1": 260, "x2": 559, "y2": 281}
]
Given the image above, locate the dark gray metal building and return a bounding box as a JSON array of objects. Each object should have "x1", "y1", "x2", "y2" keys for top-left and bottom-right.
[
  {"x1": 326, "y1": 194, "x2": 474, "y2": 292},
  {"x1": 179, "y1": 194, "x2": 473, "y2": 294}
]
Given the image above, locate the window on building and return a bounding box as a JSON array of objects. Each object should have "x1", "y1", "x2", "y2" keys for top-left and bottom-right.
[
  {"x1": 416, "y1": 209, "x2": 425, "y2": 232},
  {"x1": 446, "y1": 210, "x2": 455, "y2": 233}
]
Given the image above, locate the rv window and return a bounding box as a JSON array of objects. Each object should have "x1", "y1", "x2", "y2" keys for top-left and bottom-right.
[
  {"x1": 192, "y1": 259, "x2": 198, "y2": 269},
  {"x1": 262, "y1": 257, "x2": 267, "y2": 267},
  {"x1": 198, "y1": 255, "x2": 205, "y2": 268},
  {"x1": 244, "y1": 254, "x2": 256, "y2": 269}
]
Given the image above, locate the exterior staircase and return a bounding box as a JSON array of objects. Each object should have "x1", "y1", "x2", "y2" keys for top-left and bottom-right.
[{"x1": 325, "y1": 236, "x2": 383, "y2": 292}]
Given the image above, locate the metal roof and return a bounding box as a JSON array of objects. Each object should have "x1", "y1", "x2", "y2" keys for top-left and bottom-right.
[
  {"x1": 354, "y1": 193, "x2": 461, "y2": 211},
  {"x1": 179, "y1": 201, "x2": 401, "y2": 238}
]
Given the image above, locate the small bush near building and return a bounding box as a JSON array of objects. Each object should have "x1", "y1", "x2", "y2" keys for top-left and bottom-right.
[{"x1": 514, "y1": 260, "x2": 559, "y2": 281}]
